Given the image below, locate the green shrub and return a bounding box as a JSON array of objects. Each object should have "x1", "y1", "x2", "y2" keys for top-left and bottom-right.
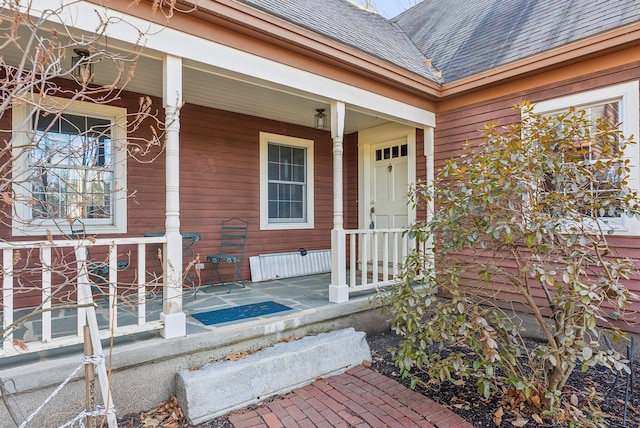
[{"x1": 381, "y1": 102, "x2": 640, "y2": 424}]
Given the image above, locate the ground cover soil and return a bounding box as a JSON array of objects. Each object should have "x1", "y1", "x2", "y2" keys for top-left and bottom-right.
[{"x1": 119, "y1": 330, "x2": 640, "y2": 427}]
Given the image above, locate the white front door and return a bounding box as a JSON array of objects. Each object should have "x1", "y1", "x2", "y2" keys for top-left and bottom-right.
[
  {"x1": 369, "y1": 139, "x2": 409, "y2": 231},
  {"x1": 358, "y1": 123, "x2": 416, "y2": 269}
]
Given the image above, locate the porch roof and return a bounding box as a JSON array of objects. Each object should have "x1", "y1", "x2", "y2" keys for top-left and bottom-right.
[
  {"x1": 238, "y1": 0, "x2": 442, "y2": 82},
  {"x1": 395, "y1": 0, "x2": 640, "y2": 83}
]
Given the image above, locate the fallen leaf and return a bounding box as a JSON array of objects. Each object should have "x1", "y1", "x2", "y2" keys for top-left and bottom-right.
[
  {"x1": 279, "y1": 336, "x2": 301, "y2": 343},
  {"x1": 532, "y1": 413, "x2": 543, "y2": 424},
  {"x1": 570, "y1": 394, "x2": 579, "y2": 406},
  {"x1": 511, "y1": 418, "x2": 529, "y2": 427},
  {"x1": 224, "y1": 351, "x2": 252, "y2": 361},
  {"x1": 493, "y1": 406, "x2": 504, "y2": 425},
  {"x1": 362, "y1": 360, "x2": 372, "y2": 367},
  {"x1": 529, "y1": 395, "x2": 541, "y2": 408},
  {"x1": 141, "y1": 416, "x2": 161, "y2": 427},
  {"x1": 13, "y1": 339, "x2": 27, "y2": 351}
]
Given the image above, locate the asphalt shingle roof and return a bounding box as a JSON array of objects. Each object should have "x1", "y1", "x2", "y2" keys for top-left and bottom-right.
[
  {"x1": 394, "y1": 0, "x2": 640, "y2": 82},
  {"x1": 238, "y1": 0, "x2": 640, "y2": 84},
  {"x1": 237, "y1": 0, "x2": 442, "y2": 81}
]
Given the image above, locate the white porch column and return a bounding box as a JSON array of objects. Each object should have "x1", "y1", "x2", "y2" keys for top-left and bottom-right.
[
  {"x1": 329, "y1": 100, "x2": 349, "y2": 303},
  {"x1": 160, "y1": 54, "x2": 186, "y2": 338}
]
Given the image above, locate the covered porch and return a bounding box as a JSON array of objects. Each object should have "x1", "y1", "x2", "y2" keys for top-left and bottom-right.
[{"x1": 2, "y1": 0, "x2": 435, "y2": 357}]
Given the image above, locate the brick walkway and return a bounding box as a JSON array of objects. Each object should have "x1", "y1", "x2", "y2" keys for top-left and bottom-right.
[{"x1": 227, "y1": 365, "x2": 473, "y2": 428}]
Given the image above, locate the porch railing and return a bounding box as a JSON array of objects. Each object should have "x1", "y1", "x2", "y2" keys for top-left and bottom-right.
[
  {"x1": 342, "y1": 228, "x2": 410, "y2": 294},
  {"x1": 1, "y1": 236, "x2": 167, "y2": 358}
]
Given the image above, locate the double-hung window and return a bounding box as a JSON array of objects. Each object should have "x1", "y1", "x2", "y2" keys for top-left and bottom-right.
[
  {"x1": 259, "y1": 132, "x2": 314, "y2": 230},
  {"x1": 533, "y1": 81, "x2": 640, "y2": 235},
  {"x1": 12, "y1": 97, "x2": 127, "y2": 236}
]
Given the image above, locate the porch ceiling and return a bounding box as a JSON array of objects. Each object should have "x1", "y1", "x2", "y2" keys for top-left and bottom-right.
[
  {"x1": 180, "y1": 60, "x2": 391, "y2": 134},
  {"x1": 76, "y1": 49, "x2": 391, "y2": 134}
]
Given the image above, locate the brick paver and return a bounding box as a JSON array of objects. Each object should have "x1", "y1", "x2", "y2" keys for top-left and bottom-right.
[{"x1": 226, "y1": 366, "x2": 474, "y2": 428}]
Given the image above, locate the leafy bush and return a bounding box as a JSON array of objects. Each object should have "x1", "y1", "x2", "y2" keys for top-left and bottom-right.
[{"x1": 382, "y1": 102, "x2": 640, "y2": 424}]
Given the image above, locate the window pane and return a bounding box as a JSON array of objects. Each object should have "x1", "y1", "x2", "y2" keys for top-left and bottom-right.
[
  {"x1": 293, "y1": 147, "x2": 305, "y2": 165},
  {"x1": 268, "y1": 183, "x2": 277, "y2": 199},
  {"x1": 280, "y1": 162, "x2": 291, "y2": 181},
  {"x1": 291, "y1": 184, "x2": 303, "y2": 202},
  {"x1": 278, "y1": 201, "x2": 290, "y2": 219},
  {"x1": 268, "y1": 162, "x2": 279, "y2": 180},
  {"x1": 290, "y1": 202, "x2": 303, "y2": 219},
  {"x1": 268, "y1": 201, "x2": 278, "y2": 218},
  {"x1": 280, "y1": 146, "x2": 292, "y2": 164},
  {"x1": 278, "y1": 183, "x2": 289, "y2": 200},
  {"x1": 268, "y1": 144, "x2": 280, "y2": 162},
  {"x1": 292, "y1": 165, "x2": 305, "y2": 183}
]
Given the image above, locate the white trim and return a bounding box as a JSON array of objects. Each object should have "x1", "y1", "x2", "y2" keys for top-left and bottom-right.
[
  {"x1": 533, "y1": 80, "x2": 640, "y2": 236},
  {"x1": 26, "y1": 0, "x2": 435, "y2": 129},
  {"x1": 358, "y1": 123, "x2": 417, "y2": 230},
  {"x1": 11, "y1": 97, "x2": 128, "y2": 236},
  {"x1": 259, "y1": 132, "x2": 315, "y2": 230}
]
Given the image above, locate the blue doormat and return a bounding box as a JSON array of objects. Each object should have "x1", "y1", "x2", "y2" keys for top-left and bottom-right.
[{"x1": 192, "y1": 301, "x2": 292, "y2": 325}]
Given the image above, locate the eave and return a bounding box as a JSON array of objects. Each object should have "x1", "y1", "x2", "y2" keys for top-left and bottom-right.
[{"x1": 104, "y1": 0, "x2": 441, "y2": 104}]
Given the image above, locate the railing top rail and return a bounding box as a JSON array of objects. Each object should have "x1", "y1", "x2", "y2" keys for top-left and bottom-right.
[
  {"x1": 0, "y1": 236, "x2": 166, "y2": 250},
  {"x1": 343, "y1": 228, "x2": 408, "y2": 234}
]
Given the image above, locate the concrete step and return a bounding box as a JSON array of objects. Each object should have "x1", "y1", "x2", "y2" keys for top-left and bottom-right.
[{"x1": 176, "y1": 327, "x2": 372, "y2": 425}]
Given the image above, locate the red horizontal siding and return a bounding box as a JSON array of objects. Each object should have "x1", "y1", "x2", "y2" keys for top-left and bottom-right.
[{"x1": 435, "y1": 61, "x2": 640, "y2": 333}]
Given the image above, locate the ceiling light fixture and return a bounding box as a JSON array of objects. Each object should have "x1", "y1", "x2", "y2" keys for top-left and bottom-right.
[
  {"x1": 314, "y1": 108, "x2": 327, "y2": 129},
  {"x1": 71, "y1": 48, "x2": 93, "y2": 81}
]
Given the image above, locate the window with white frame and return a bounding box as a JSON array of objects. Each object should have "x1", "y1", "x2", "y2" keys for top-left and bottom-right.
[
  {"x1": 259, "y1": 132, "x2": 314, "y2": 230},
  {"x1": 12, "y1": 97, "x2": 127, "y2": 236},
  {"x1": 533, "y1": 81, "x2": 640, "y2": 235}
]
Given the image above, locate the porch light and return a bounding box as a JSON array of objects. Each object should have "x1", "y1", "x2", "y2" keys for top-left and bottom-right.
[
  {"x1": 71, "y1": 48, "x2": 93, "y2": 81},
  {"x1": 314, "y1": 108, "x2": 327, "y2": 129}
]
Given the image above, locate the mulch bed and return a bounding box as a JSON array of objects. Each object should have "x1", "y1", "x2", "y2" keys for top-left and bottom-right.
[
  {"x1": 364, "y1": 331, "x2": 640, "y2": 428},
  {"x1": 119, "y1": 330, "x2": 640, "y2": 427}
]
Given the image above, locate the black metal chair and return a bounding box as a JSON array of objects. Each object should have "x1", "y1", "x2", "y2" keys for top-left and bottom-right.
[
  {"x1": 71, "y1": 219, "x2": 129, "y2": 300},
  {"x1": 206, "y1": 218, "x2": 248, "y2": 292}
]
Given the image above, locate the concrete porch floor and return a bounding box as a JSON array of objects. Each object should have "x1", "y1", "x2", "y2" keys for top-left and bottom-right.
[
  {"x1": 183, "y1": 273, "x2": 336, "y2": 333},
  {"x1": 3, "y1": 272, "x2": 361, "y2": 367}
]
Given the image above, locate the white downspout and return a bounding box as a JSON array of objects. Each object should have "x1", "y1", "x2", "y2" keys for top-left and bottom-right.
[
  {"x1": 329, "y1": 100, "x2": 348, "y2": 303},
  {"x1": 424, "y1": 126, "x2": 435, "y2": 223},
  {"x1": 160, "y1": 54, "x2": 186, "y2": 338},
  {"x1": 424, "y1": 126, "x2": 435, "y2": 270}
]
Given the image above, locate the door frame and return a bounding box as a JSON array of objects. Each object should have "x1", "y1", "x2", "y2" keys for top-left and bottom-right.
[{"x1": 358, "y1": 122, "x2": 417, "y2": 231}]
